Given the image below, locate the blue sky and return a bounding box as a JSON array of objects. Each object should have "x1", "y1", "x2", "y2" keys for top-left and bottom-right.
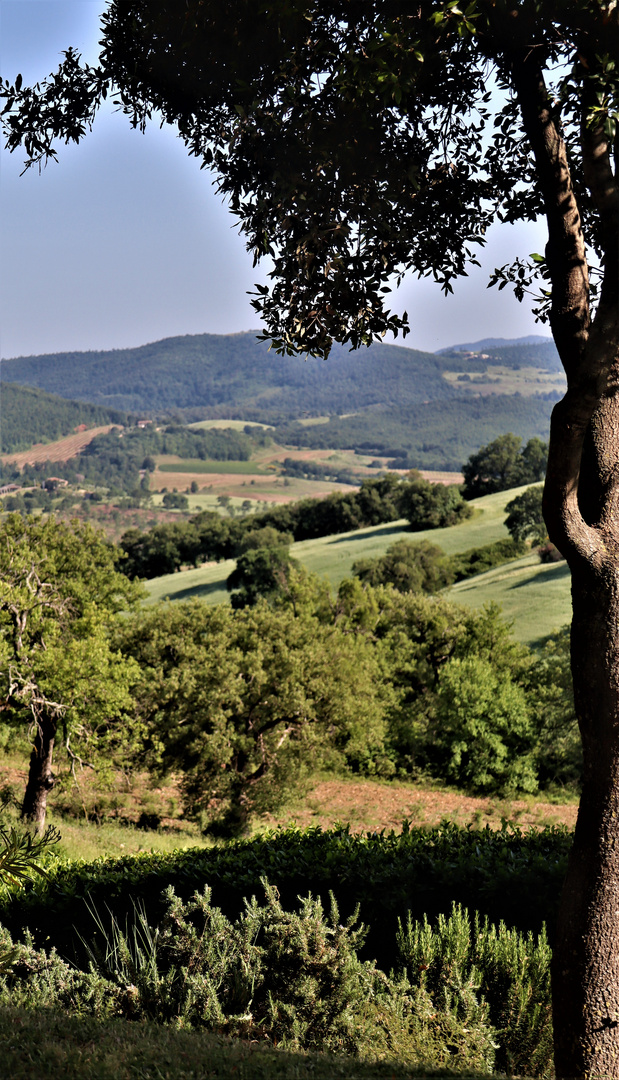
[{"x1": 0, "y1": 1, "x2": 550, "y2": 360}]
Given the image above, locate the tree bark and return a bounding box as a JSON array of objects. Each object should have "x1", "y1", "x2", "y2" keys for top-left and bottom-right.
[
  {"x1": 507, "y1": 32, "x2": 619, "y2": 1076},
  {"x1": 21, "y1": 713, "x2": 56, "y2": 833}
]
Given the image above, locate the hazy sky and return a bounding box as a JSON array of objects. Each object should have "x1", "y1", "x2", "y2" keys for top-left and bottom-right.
[{"x1": 0, "y1": 1, "x2": 550, "y2": 360}]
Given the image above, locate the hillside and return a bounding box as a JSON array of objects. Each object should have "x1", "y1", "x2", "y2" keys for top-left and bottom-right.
[
  {"x1": 0, "y1": 382, "x2": 127, "y2": 453},
  {"x1": 1, "y1": 332, "x2": 564, "y2": 470}
]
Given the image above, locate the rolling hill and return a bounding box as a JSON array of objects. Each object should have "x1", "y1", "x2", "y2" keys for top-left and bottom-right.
[
  {"x1": 144, "y1": 487, "x2": 572, "y2": 645},
  {"x1": 1, "y1": 332, "x2": 564, "y2": 470},
  {"x1": 0, "y1": 382, "x2": 128, "y2": 454}
]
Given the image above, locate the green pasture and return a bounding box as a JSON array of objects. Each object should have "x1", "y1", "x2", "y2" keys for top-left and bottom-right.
[
  {"x1": 158, "y1": 459, "x2": 269, "y2": 474},
  {"x1": 448, "y1": 553, "x2": 571, "y2": 645},
  {"x1": 187, "y1": 418, "x2": 274, "y2": 430},
  {"x1": 144, "y1": 487, "x2": 521, "y2": 607}
]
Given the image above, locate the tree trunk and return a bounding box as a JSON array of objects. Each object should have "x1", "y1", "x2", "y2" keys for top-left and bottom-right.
[
  {"x1": 552, "y1": 564, "x2": 619, "y2": 1076},
  {"x1": 21, "y1": 714, "x2": 56, "y2": 832}
]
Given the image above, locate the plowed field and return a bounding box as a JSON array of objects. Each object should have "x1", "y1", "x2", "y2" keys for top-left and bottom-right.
[{"x1": 2, "y1": 425, "x2": 119, "y2": 467}]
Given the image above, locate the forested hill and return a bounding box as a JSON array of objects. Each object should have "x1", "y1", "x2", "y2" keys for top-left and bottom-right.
[
  {"x1": 0, "y1": 331, "x2": 561, "y2": 420},
  {"x1": 0, "y1": 382, "x2": 128, "y2": 454}
]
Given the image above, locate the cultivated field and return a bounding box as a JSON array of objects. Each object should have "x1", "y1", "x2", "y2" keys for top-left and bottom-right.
[
  {"x1": 1, "y1": 425, "x2": 119, "y2": 467},
  {"x1": 442, "y1": 363, "x2": 566, "y2": 397}
]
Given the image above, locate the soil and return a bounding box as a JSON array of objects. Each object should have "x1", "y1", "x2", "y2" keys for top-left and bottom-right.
[
  {"x1": 259, "y1": 777, "x2": 577, "y2": 834},
  {"x1": 2, "y1": 760, "x2": 576, "y2": 836}
]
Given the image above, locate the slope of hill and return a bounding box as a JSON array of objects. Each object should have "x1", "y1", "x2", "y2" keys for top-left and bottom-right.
[
  {"x1": 0, "y1": 382, "x2": 128, "y2": 453},
  {"x1": 1, "y1": 333, "x2": 564, "y2": 470},
  {"x1": 143, "y1": 486, "x2": 571, "y2": 645},
  {"x1": 1, "y1": 332, "x2": 561, "y2": 414},
  {"x1": 1, "y1": 333, "x2": 455, "y2": 416}
]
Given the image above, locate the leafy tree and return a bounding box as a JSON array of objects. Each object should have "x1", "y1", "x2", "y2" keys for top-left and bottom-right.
[
  {"x1": 0, "y1": 515, "x2": 142, "y2": 830},
  {"x1": 462, "y1": 434, "x2": 548, "y2": 498},
  {"x1": 353, "y1": 539, "x2": 455, "y2": 594},
  {"x1": 431, "y1": 656, "x2": 537, "y2": 794},
  {"x1": 226, "y1": 545, "x2": 297, "y2": 609},
  {"x1": 162, "y1": 492, "x2": 189, "y2": 511},
  {"x1": 3, "y1": 2, "x2": 618, "y2": 1070},
  {"x1": 504, "y1": 485, "x2": 548, "y2": 545},
  {"x1": 117, "y1": 600, "x2": 391, "y2": 834},
  {"x1": 397, "y1": 476, "x2": 473, "y2": 530}
]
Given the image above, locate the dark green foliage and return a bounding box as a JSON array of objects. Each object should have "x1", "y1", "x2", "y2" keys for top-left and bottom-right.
[
  {"x1": 0, "y1": 879, "x2": 553, "y2": 1072},
  {"x1": 281, "y1": 458, "x2": 358, "y2": 485},
  {"x1": 397, "y1": 904, "x2": 553, "y2": 1076},
  {"x1": 505, "y1": 486, "x2": 547, "y2": 545},
  {"x1": 462, "y1": 435, "x2": 548, "y2": 499},
  {"x1": 227, "y1": 546, "x2": 297, "y2": 608},
  {"x1": 353, "y1": 539, "x2": 455, "y2": 594},
  {"x1": 525, "y1": 628, "x2": 580, "y2": 791},
  {"x1": 277, "y1": 398, "x2": 556, "y2": 472},
  {"x1": 397, "y1": 475, "x2": 472, "y2": 530},
  {"x1": 161, "y1": 492, "x2": 189, "y2": 511},
  {"x1": 0, "y1": 824, "x2": 572, "y2": 974},
  {"x1": 0, "y1": 383, "x2": 127, "y2": 454},
  {"x1": 14, "y1": 425, "x2": 253, "y2": 495},
  {"x1": 449, "y1": 538, "x2": 527, "y2": 580}
]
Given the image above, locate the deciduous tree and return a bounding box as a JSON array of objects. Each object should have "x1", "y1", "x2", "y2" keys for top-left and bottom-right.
[
  {"x1": 0, "y1": 515, "x2": 142, "y2": 830},
  {"x1": 2, "y1": 2, "x2": 618, "y2": 1071}
]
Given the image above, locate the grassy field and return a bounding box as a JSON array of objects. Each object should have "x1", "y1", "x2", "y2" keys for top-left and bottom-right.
[
  {"x1": 144, "y1": 487, "x2": 522, "y2": 605},
  {"x1": 448, "y1": 553, "x2": 571, "y2": 644},
  {"x1": 144, "y1": 485, "x2": 572, "y2": 643}
]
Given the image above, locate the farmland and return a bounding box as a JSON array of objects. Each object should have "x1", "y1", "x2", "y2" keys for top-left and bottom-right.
[{"x1": 1, "y1": 424, "x2": 119, "y2": 467}]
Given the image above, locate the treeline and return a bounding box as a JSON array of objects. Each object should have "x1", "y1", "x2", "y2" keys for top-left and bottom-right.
[
  {"x1": 462, "y1": 434, "x2": 548, "y2": 498},
  {"x1": 118, "y1": 474, "x2": 471, "y2": 579},
  {"x1": 281, "y1": 457, "x2": 358, "y2": 484},
  {"x1": 0, "y1": 382, "x2": 128, "y2": 453}
]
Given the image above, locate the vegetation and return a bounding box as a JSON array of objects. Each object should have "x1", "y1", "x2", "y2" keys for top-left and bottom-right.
[
  {"x1": 0, "y1": 383, "x2": 127, "y2": 454},
  {"x1": 8, "y1": 0, "x2": 619, "y2": 1066},
  {"x1": 0, "y1": 881, "x2": 552, "y2": 1075},
  {"x1": 462, "y1": 435, "x2": 548, "y2": 499},
  {"x1": 505, "y1": 486, "x2": 548, "y2": 546},
  {"x1": 0, "y1": 515, "x2": 143, "y2": 830},
  {"x1": 4, "y1": 424, "x2": 259, "y2": 496},
  {"x1": 118, "y1": 474, "x2": 471, "y2": 581}
]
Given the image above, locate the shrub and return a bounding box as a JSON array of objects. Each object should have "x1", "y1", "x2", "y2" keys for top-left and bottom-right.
[{"x1": 0, "y1": 884, "x2": 553, "y2": 1073}]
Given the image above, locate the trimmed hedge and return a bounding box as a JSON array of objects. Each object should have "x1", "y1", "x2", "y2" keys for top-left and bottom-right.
[{"x1": 0, "y1": 823, "x2": 571, "y2": 970}]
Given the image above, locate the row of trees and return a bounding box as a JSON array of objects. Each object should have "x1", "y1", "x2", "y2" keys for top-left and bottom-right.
[
  {"x1": 119, "y1": 474, "x2": 471, "y2": 580},
  {"x1": 1, "y1": 516, "x2": 577, "y2": 839}
]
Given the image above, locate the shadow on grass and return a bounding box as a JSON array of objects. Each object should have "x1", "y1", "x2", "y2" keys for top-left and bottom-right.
[
  {"x1": 508, "y1": 560, "x2": 570, "y2": 590},
  {"x1": 158, "y1": 579, "x2": 228, "y2": 602},
  {"x1": 327, "y1": 522, "x2": 412, "y2": 545},
  {"x1": 0, "y1": 1005, "x2": 502, "y2": 1080}
]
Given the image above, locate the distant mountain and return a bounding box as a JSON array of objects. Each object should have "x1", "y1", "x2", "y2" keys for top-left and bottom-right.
[
  {"x1": 0, "y1": 333, "x2": 459, "y2": 417},
  {"x1": 0, "y1": 382, "x2": 127, "y2": 454},
  {"x1": 1, "y1": 332, "x2": 562, "y2": 469},
  {"x1": 437, "y1": 335, "x2": 553, "y2": 353}
]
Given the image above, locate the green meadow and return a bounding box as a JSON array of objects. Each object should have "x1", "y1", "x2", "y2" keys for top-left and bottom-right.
[{"x1": 144, "y1": 485, "x2": 572, "y2": 644}]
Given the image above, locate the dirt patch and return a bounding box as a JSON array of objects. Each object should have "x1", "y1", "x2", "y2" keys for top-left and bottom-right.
[{"x1": 259, "y1": 778, "x2": 577, "y2": 834}]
